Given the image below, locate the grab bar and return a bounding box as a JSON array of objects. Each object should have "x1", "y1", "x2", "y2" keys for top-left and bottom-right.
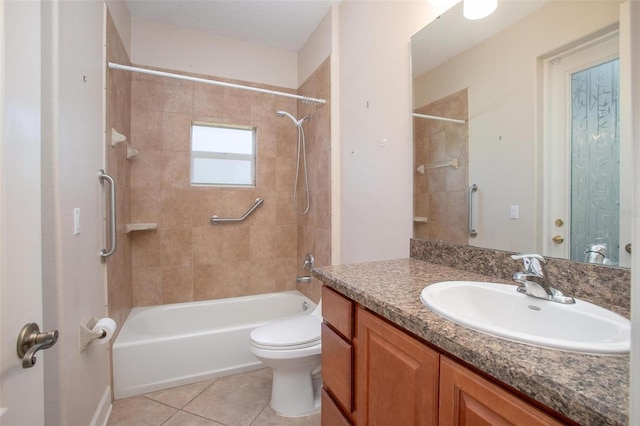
[
  {"x1": 99, "y1": 169, "x2": 117, "y2": 262},
  {"x1": 468, "y1": 184, "x2": 478, "y2": 238},
  {"x1": 211, "y1": 198, "x2": 263, "y2": 224}
]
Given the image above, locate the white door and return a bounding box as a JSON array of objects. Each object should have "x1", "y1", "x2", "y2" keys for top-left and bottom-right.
[
  {"x1": 0, "y1": 1, "x2": 46, "y2": 424},
  {"x1": 544, "y1": 32, "x2": 630, "y2": 266}
]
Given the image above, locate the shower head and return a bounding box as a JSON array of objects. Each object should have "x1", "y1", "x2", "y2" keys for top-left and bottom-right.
[
  {"x1": 276, "y1": 110, "x2": 310, "y2": 127},
  {"x1": 277, "y1": 110, "x2": 299, "y2": 126}
]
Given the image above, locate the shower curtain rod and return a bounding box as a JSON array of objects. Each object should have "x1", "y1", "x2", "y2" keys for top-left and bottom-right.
[
  {"x1": 412, "y1": 113, "x2": 465, "y2": 124},
  {"x1": 108, "y1": 62, "x2": 327, "y2": 105}
]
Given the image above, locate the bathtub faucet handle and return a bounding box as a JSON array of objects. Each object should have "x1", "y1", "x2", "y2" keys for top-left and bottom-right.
[{"x1": 303, "y1": 254, "x2": 315, "y2": 273}]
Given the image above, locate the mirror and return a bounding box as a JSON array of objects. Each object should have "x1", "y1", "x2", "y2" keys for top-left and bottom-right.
[{"x1": 411, "y1": 0, "x2": 630, "y2": 267}]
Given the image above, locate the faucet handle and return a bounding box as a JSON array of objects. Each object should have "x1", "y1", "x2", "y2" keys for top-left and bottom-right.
[{"x1": 511, "y1": 254, "x2": 546, "y2": 276}]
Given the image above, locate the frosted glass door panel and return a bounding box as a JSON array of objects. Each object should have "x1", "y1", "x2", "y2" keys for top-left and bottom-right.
[{"x1": 570, "y1": 59, "x2": 619, "y2": 263}]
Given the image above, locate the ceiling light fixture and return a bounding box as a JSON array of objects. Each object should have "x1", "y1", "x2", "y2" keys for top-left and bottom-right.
[{"x1": 463, "y1": 0, "x2": 497, "y2": 20}]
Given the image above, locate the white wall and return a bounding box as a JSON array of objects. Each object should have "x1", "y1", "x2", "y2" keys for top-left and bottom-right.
[
  {"x1": 337, "y1": 0, "x2": 431, "y2": 264},
  {"x1": 413, "y1": 1, "x2": 620, "y2": 254},
  {"x1": 130, "y1": 17, "x2": 299, "y2": 89},
  {"x1": 298, "y1": 9, "x2": 332, "y2": 85},
  {"x1": 41, "y1": 1, "x2": 111, "y2": 424},
  {"x1": 629, "y1": 1, "x2": 640, "y2": 423}
]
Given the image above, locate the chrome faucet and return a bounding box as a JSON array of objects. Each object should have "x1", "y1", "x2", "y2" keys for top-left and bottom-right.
[
  {"x1": 302, "y1": 253, "x2": 315, "y2": 273},
  {"x1": 296, "y1": 253, "x2": 315, "y2": 284},
  {"x1": 511, "y1": 254, "x2": 575, "y2": 304}
]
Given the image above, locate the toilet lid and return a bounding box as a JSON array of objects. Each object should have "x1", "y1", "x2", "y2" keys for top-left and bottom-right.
[{"x1": 251, "y1": 315, "x2": 321, "y2": 350}]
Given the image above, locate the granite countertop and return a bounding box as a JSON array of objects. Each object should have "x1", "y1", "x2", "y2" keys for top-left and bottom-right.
[{"x1": 313, "y1": 258, "x2": 629, "y2": 426}]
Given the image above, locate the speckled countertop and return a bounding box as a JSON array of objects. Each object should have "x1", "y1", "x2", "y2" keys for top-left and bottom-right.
[{"x1": 313, "y1": 258, "x2": 629, "y2": 426}]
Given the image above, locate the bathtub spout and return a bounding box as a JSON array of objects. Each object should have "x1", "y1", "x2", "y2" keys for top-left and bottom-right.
[{"x1": 296, "y1": 276, "x2": 312, "y2": 284}]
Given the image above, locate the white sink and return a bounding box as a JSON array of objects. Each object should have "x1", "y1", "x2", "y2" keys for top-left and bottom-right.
[{"x1": 420, "y1": 281, "x2": 630, "y2": 354}]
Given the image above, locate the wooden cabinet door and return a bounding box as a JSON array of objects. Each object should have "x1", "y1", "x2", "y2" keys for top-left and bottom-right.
[
  {"x1": 439, "y1": 357, "x2": 565, "y2": 426},
  {"x1": 357, "y1": 308, "x2": 439, "y2": 426}
]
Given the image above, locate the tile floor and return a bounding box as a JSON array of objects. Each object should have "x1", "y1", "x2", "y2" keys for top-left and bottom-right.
[{"x1": 107, "y1": 369, "x2": 321, "y2": 426}]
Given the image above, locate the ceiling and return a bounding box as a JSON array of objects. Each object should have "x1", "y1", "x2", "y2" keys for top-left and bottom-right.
[{"x1": 125, "y1": 0, "x2": 336, "y2": 52}]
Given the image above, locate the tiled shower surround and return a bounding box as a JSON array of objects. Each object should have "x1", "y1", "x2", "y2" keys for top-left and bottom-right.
[
  {"x1": 105, "y1": 15, "x2": 330, "y2": 324},
  {"x1": 128, "y1": 62, "x2": 330, "y2": 306},
  {"x1": 413, "y1": 89, "x2": 469, "y2": 244}
]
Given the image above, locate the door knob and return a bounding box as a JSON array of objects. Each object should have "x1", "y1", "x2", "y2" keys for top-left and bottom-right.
[
  {"x1": 17, "y1": 323, "x2": 59, "y2": 369},
  {"x1": 552, "y1": 235, "x2": 564, "y2": 244}
]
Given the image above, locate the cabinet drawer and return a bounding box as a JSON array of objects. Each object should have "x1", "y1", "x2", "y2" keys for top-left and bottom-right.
[
  {"x1": 322, "y1": 323, "x2": 353, "y2": 413},
  {"x1": 322, "y1": 286, "x2": 354, "y2": 340},
  {"x1": 321, "y1": 389, "x2": 353, "y2": 426}
]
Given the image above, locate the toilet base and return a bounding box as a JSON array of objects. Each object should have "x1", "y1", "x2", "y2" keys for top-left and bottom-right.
[{"x1": 270, "y1": 366, "x2": 322, "y2": 417}]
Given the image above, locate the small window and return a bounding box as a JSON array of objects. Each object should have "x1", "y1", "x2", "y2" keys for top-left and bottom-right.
[{"x1": 190, "y1": 122, "x2": 256, "y2": 186}]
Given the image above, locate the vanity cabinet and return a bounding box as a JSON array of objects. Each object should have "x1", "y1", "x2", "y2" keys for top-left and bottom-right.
[
  {"x1": 322, "y1": 285, "x2": 571, "y2": 426},
  {"x1": 357, "y1": 308, "x2": 439, "y2": 426},
  {"x1": 439, "y1": 356, "x2": 565, "y2": 426},
  {"x1": 322, "y1": 286, "x2": 355, "y2": 425}
]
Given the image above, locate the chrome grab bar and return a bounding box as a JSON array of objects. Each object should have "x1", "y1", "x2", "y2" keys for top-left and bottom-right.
[
  {"x1": 468, "y1": 184, "x2": 478, "y2": 238},
  {"x1": 211, "y1": 198, "x2": 263, "y2": 224},
  {"x1": 99, "y1": 169, "x2": 117, "y2": 262}
]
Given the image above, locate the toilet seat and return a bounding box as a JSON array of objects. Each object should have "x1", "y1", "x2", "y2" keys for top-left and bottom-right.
[{"x1": 251, "y1": 315, "x2": 321, "y2": 350}]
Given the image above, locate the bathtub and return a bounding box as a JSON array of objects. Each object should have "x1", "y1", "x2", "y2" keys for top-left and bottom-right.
[{"x1": 112, "y1": 290, "x2": 316, "y2": 399}]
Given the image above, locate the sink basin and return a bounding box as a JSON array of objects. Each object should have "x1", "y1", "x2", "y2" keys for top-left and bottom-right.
[{"x1": 420, "y1": 281, "x2": 630, "y2": 354}]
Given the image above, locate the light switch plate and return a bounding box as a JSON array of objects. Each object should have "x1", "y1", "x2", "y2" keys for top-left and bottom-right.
[
  {"x1": 74, "y1": 208, "x2": 81, "y2": 235},
  {"x1": 510, "y1": 205, "x2": 519, "y2": 219}
]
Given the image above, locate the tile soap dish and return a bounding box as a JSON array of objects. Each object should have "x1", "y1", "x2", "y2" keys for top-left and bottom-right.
[{"x1": 126, "y1": 223, "x2": 158, "y2": 233}]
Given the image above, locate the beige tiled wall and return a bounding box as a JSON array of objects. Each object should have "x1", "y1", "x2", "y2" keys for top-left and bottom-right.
[
  {"x1": 413, "y1": 89, "x2": 468, "y2": 245},
  {"x1": 106, "y1": 11, "x2": 133, "y2": 331},
  {"x1": 127, "y1": 62, "x2": 331, "y2": 306}
]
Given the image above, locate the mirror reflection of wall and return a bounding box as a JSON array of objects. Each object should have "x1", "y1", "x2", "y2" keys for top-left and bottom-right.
[
  {"x1": 413, "y1": 89, "x2": 468, "y2": 244},
  {"x1": 411, "y1": 0, "x2": 630, "y2": 267}
]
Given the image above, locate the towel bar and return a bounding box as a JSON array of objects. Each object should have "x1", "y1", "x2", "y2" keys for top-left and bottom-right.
[
  {"x1": 99, "y1": 170, "x2": 117, "y2": 262},
  {"x1": 211, "y1": 198, "x2": 263, "y2": 224}
]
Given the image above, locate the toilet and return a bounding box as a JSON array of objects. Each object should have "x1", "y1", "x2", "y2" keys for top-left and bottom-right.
[{"x1": 249, "y1": 301, "x2": 322, "y2": 417}]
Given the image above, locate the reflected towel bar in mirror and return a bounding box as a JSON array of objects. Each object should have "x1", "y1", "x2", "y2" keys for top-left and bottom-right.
[
  {"x1": 412, "y1": 112, "x2": 466, "y2": 124},
  {"x1": 468, "y1": 184, "x2": 478, "y2": 238}
]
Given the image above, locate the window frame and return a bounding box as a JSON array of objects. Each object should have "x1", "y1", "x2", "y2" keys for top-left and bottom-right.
[{"x1": 190, "y1": 121, "x2": 257, "y2": 187}]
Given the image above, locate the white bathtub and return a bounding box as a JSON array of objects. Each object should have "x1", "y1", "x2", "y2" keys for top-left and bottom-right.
[{"x1": 113, "y1": 290, "x2": 316, "y2": 399}]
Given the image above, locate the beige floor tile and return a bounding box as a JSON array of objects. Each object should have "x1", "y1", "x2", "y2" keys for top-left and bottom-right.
[
  {"x1": 183, "y1": 374, "x2": 271, "y2": 426},
  {"x1": 163, "y1": 410, "x2": 223, "y2": 425},
  {"x1": 108, "y1": 396, "x2": 176, "y2": 426},
  {"x1": 251, "y1": 407, "x2": 321, "y2": 426},
  {"x1": 145, "y1": 379, "x2": 217, "y2": 409},
  {"x1": 244, "y1": 367, "x2": 273, "y2": 381},
  {"x1": 108, "y1": 370, "x2": 320, "y2": 426}
]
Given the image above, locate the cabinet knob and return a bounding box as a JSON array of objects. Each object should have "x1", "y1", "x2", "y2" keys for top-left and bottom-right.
[{"x1": 552, "y1": 235, "x2": 564, "y2": 244}]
